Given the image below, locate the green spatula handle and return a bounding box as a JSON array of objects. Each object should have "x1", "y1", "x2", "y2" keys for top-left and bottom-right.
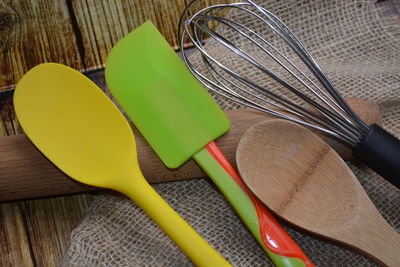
[{"x1": 193, "y1": 142, "x2": 313, "y2": 267}]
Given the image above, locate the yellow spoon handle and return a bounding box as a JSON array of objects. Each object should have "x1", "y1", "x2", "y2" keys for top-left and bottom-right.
[{"x1": 115, "y1": 168, "x2": 231, "y2": 267}]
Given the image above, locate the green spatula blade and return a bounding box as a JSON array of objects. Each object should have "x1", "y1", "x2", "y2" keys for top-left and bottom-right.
[{"x1": 105, "y1": 21, "x2": 230, "y2": 168}]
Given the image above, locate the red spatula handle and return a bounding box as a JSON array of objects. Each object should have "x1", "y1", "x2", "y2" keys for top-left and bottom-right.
[{"x1": 193, "y1": 142, "x2": 313, "y2": 267}]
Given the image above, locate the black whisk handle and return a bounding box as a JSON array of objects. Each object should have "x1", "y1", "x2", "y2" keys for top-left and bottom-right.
[{"x1": 353, "y1": 124, "x2": 400, "y2": 189}]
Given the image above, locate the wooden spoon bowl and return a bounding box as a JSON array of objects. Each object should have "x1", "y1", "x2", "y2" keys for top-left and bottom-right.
[{"x1": 237, "y1": 119, "x2": 400, "y2": 266}]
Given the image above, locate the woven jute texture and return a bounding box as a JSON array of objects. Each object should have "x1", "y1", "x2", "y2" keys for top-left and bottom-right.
[{"x1": 61, "y1": 1, "x2": 399, "y2": 266}]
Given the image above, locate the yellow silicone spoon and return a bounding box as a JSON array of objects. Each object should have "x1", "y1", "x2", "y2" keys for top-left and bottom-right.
[{"x1": 13, "y1": 63, "x2": 230, "y2": 267}]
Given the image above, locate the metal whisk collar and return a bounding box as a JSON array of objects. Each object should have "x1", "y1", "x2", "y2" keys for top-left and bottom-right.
[{"x1": 178, "y1": 0, "x2": 369, "y2": 147}]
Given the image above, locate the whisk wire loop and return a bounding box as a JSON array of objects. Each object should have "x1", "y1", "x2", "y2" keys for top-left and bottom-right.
[
  {"x1": 179, "y1": 0, "x2": 371, "y2": 147},
  {"x1": 195, "y1": 13, "x2": 364, "y2": 142}
]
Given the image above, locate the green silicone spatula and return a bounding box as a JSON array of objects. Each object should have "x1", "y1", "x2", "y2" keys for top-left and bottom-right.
[
  {"x1": 13, "y1": 63, "x2": 230, "y2": 267},
  {"x1": 105, "y1": 21, "x2": 313, "y2": 267}
]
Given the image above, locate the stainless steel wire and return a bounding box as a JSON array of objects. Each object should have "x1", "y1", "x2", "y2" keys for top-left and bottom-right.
[{"x1": 178, "y1": 0, "x2": 370, "y2": 147}]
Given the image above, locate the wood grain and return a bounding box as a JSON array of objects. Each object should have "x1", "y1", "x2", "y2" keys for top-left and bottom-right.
[
  {"x1": 0, "y1": 90, "x2": 21, "y2": 136},
  {"x1": 21, "y1": 194, "x2": 94, "y2": 266},
  {"x1": 70, "y1": 0, "x2": 232, "y2": 66},
  {"x1": 0, "y1": 0, "x2": 84, "y2": 89},
  {"x1": 236, "y1": 120, "x2": 400, "y2": 266},
  {"x1": 0, "y1": 0, "x2": 232, "y2": 90},
  {"x1": 0, "y1": 194, "x2": 93, "y2": 267},
  {"x1": 70, "y1": 0, "x2": 186, "y2": 68},
  {"x1": 0, "y1": 98, "x2": 381, "y2": 202},
  {"x1": 0, "y1": 203, "x2": 34, "y2": 267}
]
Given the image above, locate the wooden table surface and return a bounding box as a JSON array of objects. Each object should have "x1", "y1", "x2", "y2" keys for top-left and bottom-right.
[{"x1": 0, "y1": 0, "x2": 398, "y2": 266}]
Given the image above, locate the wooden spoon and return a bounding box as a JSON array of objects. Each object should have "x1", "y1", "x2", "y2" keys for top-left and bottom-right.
[{"x1": 236, "y1": 119, "x2": 400, "y2": 266}]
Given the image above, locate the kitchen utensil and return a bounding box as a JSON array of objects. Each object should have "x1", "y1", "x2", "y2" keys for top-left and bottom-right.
[
  {"x1": 105, "y1": 21, "x2": 312, "y2": 267},
  {"x1": 179, "y1": 0, "x2": 400, "y2": 188},
  {"x1": 0, "y1": 98, "x2": 380, "y2": 202},
  {"x1": 237, "y1": 119, "x2": 400, "y2": 266},
  {"x1": 13, "y1": 63, "x2": 230, "y2": 267}
]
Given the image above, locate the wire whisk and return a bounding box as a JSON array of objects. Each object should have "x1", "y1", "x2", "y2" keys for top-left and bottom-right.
[{"x1": 179, "y1": 0, "x2": 400, "y2": 188}]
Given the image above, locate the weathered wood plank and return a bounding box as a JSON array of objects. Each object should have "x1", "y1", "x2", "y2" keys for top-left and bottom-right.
[
  {"x1": 21, "y1": 194, "x2": 94, "y2": 266},
  {"x1": 0, "y1": 90, "x2": 21, "y2": 136},
  {"x1": 0, "y1": 176, "x2": 94, "y2": 267},
  {"x1": 0, "y1": 0, "x2": 84, "y2": 89},
  {"x1": 0, "y1": 203, "x2": 34, "y2": 267},
  {"x1": 70, "y1": 0, "x2": 231, "y2": 68},
  {"x1": 0, "y1": 0, "x2": 232, "y2": 90}
]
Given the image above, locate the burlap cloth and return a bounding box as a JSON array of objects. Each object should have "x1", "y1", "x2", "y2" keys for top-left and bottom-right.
[{"x1": 61, "y1": 1, "x2": 400, "y2": 266}]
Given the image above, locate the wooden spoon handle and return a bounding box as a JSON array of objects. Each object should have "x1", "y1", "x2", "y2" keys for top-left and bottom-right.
[{"x1": 343, "y1": 208, "x2": 400, "y2": 266}]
